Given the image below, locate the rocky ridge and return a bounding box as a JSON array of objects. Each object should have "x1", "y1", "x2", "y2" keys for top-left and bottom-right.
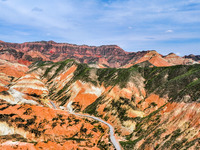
[{"x1": 0, "y1": 40, "x2": 198, "y2": 68}]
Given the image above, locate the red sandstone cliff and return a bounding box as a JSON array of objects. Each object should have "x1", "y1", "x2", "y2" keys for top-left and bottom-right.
[{"x1": 0, "y1": 40, "x2": 198, "y2": 67}]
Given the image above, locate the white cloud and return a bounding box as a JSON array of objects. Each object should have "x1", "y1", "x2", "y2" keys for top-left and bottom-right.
[
  {"x1": 166, "y1": 30, "x2": 174, "y2": 33},
  {"x1": 0, "y1": 0, "x2": 199, "y2": 55}
]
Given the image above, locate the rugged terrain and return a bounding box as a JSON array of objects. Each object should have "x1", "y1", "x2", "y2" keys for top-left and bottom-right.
[
  {"x1": 0, "y1": 60, "x2": 112, "y2": 149},
  {"x1": 0, "y1": 40, "x2": 199, "y2": 67},
  {"x1": 0, "y1": 41, "x2": 199, "y2": 149},
  {"x1": 28, "y1": 59, "x2": 200, "y2": 150}
]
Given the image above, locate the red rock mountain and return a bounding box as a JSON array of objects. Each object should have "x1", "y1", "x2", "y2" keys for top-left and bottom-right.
[
  {"x1": 0, "y1": 40, "x2": 198, "y2": 67},
  {"x1": 0, "y1": 59, "x2": 111, "y2": 149},
  {"x1": 0, "y1": 57, "x2": 199, "y2": 149}
]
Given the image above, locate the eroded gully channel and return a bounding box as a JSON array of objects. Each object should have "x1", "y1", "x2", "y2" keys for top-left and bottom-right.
[{"x1": 50, "y1": 100, "x2": 121, "y2": 150}]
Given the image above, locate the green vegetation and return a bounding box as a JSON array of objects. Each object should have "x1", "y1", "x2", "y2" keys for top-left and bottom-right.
[
  {"x1": 140, "y1": 64, "x2": 200, "y2": 102},
  {"x1": 72, "y1": 63, "x2": 96, "y2": 85},
  {"x1": 29, "y1": 59, "x2": 200, "y2": 149},
  {"x1": 59, "y1": 95, "x2": 71, "y2": 106},
  {"x1": 64, "y1": 137, "x2": 86, "y2": 142},
  {"x1": 28, "y1": 61, "x2": 53, "y2": 73},
  {"x1": 120, "y1": 104, "x2": 166, "y2": 150},
  {"x1": 43, "y1": 59, "x2": 74, "y2": 79},
  {"x1": 120, "y1": 136, "x2": 144, "y2": 150},
  {"x1": 184, "y1": 138, "x2": 200, "y2": 149},
  {"x1": 161, "y1": 129, "x2": 183, "y2": 149},
  {"x1": 97, "y1": 140, "x2": 112, "y2": 150},
  {"x1": 29, "y1": 60, "x2": 53, "y2": 68},
  {"x1": 96, "y1": 66, "x2": 138, "y2": 88},
  {"x1": 33, "y1": 59, "x2": 200, "y2": 104},
  {"x1": 153, "y1": 128, "x2": 166, "y2": 139},
  {"x1": 110, "y1": 97, "x2": 137, "y2": 122},
  {"x1": 32, "y1": 59, "x2": 140, "y2": 89},
  {"x1": 48, "y1": 59, "x2": 74, "y2": 81}
]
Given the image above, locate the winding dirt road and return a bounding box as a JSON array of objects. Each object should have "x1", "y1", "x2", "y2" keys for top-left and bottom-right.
[{"x1": 67, "y1": 101, "x2": 121, "y2": 150}]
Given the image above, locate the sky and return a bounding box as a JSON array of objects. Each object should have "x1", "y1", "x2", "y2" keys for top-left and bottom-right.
[{"x1": 0, "y1": 0, "x2": 200, "y2": 56}]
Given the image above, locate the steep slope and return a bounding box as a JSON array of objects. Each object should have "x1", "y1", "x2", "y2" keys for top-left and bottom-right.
[
  {"x1": 134, "y1": 51, "x2": 172, "y2": 67},
  {"x1": 29, "y1": 59, "x2": 200, "y2": 149},
  {"x1": 0, "y1": 59, "x2": 113, "y2": 149},
  {"x1": 120, "y1": 65, "x2": 200, "y2": 149},
  {"x1": 0, "y1": 51, "x2": 200, "y2": 149},
  {"x1": 0, "y1": 59, "x2": 28, "y2": 94},
  {"x1": 164, "y1": 53, "x2": 197, "y2": 65}
]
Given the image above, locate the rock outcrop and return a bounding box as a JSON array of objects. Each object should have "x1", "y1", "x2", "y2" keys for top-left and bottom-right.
[
  {"x1": 0, "y1": 40, "x2": 198, "y2": 67},
  {"x1": 164, "y1": 53, "x2": 197, "y2": 65}
]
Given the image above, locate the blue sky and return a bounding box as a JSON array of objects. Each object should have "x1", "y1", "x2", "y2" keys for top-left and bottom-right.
[{"x1": 0, "y1": 0, "x2": 200, "y2": 55}]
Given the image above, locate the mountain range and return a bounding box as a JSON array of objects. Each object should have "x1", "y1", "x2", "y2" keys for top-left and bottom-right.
[
  {"x1": 0, "y1": 40, "x2": 199, "y2": 149},
  {"x1": 0, "y1": 40, "x2": 199, "y2": 68}
]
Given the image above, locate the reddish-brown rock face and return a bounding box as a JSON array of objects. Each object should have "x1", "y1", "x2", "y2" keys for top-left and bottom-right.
[
  {"x1": 0, "y1": 59, "x2": 112, "y2": 150},
  {"x1": 0, "y1": 59, "x2": 28, "y2": 97},
  {"x1": 0, "y1": 40, "x2": 130, "y2": 67},
  {"x1": 26, "y1": 59, "x2": 200, "y2": 149},
  {"x1": 0, "y1": 100, "x2": 110, "y2": 150},
  {"x1": 0, "y1": 43, "x2": 199, "y2": 149},
  {"x1": 0, "y1": 40, "x2": 198, "y2": 67},
  {"x1": 164, "y1": 53, "x2": 196, "y2": 65},
  {"x1": 134, "y1": 50, "x2": 171, "y2": 67}
]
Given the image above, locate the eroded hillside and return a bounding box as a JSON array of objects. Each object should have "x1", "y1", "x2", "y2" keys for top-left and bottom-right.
[
  {"x1": 0, "y1": 58, "x2": 199, "y2": 149},
  {"x1": 28, "y1": 59, "x2": 200, "y2": 149},
  {"x1": 0, "y1": 59, "x2": 112, "y2": 150}
]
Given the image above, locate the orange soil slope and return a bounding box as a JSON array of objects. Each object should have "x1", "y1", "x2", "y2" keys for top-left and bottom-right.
[{"x1": 0, "y1": 100, "x2": 110, "y2": 149}]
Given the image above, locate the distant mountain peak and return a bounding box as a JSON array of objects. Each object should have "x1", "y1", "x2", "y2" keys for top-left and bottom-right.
[
  {"x1": 48, "y1": 40, "x2": 57, "y2": 44},
  {"x1": 167, "y1": 52, "x2": 177, "y2": 56}
]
